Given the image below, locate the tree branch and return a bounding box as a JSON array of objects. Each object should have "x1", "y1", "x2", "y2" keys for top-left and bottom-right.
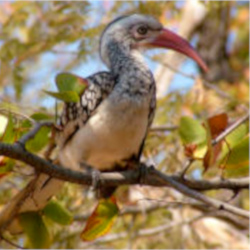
[
  {"x1": 77, "y1": 214, "x2": 205, "y2": 247},
  {"x1": 150, "y1": 168, "x2": 249, "y2": 218},
  {"x1": 0, "y1": 141, "x2": 249, "y2": 227},
  {"x1": 74, "y1": 199, "x2": 249, "y2": 229},
  {"x1": 0, "y1": 142, "x2": 248, "y2": 192},
  {"x1": 0, "y1": 114, "x2": 248, "y2": 234}
]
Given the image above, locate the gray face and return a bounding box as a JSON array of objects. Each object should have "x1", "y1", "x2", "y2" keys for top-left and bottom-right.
[{"x1": 100, "y1": 14, "x2": 163, "y2": 67}]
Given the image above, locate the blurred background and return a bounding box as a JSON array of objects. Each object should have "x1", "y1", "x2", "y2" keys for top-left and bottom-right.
[{"x1": 0, "y1": 1, "x2": 249, "y2": 249}]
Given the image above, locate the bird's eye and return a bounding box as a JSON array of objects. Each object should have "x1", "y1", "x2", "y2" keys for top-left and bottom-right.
[{"x1": 137, "y1": 26, "x2": 148, "y2": 35}]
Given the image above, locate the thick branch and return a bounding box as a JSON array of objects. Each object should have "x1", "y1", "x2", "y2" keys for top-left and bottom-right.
[
  {"x1": 0, "y1": 143, "x2": 248, "y2": 192},
  {"x1": 0, "y1": 142, "x2": 249, "y2": 222},
  {"x1": 0, "y1": 113, "x2": 249, "y2": 232}
]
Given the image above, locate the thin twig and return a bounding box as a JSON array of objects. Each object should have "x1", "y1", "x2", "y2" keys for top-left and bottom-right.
[
  {"x1": 181, "y1": 113, "x2": 249, "y2": 178},
  {"x1": 150, "y1": 125, "x2": 178, "y2": 132},
  {"x1": 212, "y1": 113, "x2": 249, "y2": 145},
  {"x1": 194, "y1": 205, "x2": 249, "y2": 229},
  {"x1": 0, "y1": 108, "x2": 36, "y2": 125},
  {"x1": 80, "y1": 213, "x2": 205, "y2": 247},
  {"x1": 150, "y1": 56, "x2": 233, "y2": 100},
  {"x1": 74, "y1": 198, "x2": 248, "y2": 230},
  {"x1": 151, "y1": 168, "x2": 249, "y2": 219},
  {"x1": 17, "y1": 121, "x2": 54, "y2": 147},
  {"x1": 202, "y1": 80, "x2": 233, "y2": 99},
  {"x1": 0, "y1": 235, "x2": 26, "y2": 249},
  {"x1": 50, "y1": 49, "x2": 78, "y2": 55},
  {"x1": 0, "y1": 177, "x2": 38, "y2": 233},
  {"x1": 74, "y1": 200, "x2": 205, "y2": 221},
  {"x1": 180, "y1": 159, "x2": 194, "y2": 178}
]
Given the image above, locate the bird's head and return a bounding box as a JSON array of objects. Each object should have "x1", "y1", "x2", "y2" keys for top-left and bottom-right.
[{"x1": 100, "y1": 14, "x2": 208, "y2": 72}]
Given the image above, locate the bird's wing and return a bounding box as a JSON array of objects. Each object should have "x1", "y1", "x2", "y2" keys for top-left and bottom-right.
[
  {"x1": 0, "y1": 72, "x2": 115, "y2": 235},
  {"x1": 147, "y1": 83, "x2": 157, "y2": 130},
  {"x1": 56, "y1": 71, "x2": 115, "y2": 148},
  {"x1": 136, "y1": 82, "x2": 156, "y2": 160}
]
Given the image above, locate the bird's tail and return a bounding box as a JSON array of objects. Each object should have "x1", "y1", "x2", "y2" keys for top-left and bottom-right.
[{"x1": 0, "y1": 173, "x2": 63, "y2": 234}]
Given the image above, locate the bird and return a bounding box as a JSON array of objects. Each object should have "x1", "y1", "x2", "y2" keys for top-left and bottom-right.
[{"x1": 0, "y1": 14, "x2": 207, "y2": 234}]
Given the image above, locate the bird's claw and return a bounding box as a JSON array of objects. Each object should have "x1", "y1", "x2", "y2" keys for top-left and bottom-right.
[
  {"x1": 80, "y1": 162, "x2": 101, "y2": 191},
  {"x1": 91, "y1": 168, "x2": 101, "y2": 191}
]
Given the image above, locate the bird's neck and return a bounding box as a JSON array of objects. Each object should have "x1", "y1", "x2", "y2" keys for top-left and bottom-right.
[{"x1": 107, "y1": 42, "x2": 154, "y2": 96}]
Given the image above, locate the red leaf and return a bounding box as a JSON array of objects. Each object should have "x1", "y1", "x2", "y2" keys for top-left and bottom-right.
[
  {"x1": 202, "y1": 113, "x2": 228, "y2": 172},
  {"x1": 207, "y1": 113, "x2": 228, "y2": 138},
  {"x1": 203, "y1": 142, "x2": 223, "y2": 172},
  {"x1": 81, "y1": 196, "x2": 119, "y2": 241}
]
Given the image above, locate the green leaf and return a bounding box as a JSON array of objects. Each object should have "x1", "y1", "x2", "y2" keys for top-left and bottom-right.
[
  {"x1": 26, "y1": 126, "x2": 51, "y2": 152},
  {"x1": 30, "y1": 112, "x2": 53, "y2": 121},
  {"x1": 44, "y1": 90, "x2": 80, "y2": 103},
  {"x1": 43, "y1": 199, "x2": 73, "y2": 225},
  {"x1": 0, "y1": 114, "x2": 15, "y2": 143},
  {"x1": 19, "y1": 212, "x2": 50, "y2": 249},
  {"x1": 44, "y1": 73, "x2": 88, "y2": 103},
  {"x1": 179, "y1": 117, "x2": 207, "y2": 158},
  {"x1": 226, "y1": 123, "x2": 249, "y2": 148},
  {"x1": 81, "y1": 196, "x2": 119, "y2": 241},
  {"x1": 223, "y1": 136, "x2": 249, "y2": 177},
  {"x1": 55, "y1": 72, "x2": 88, "y2": 94},
  {"x1": 179, "y1": 116, "x2": 207, "y2": 145}
]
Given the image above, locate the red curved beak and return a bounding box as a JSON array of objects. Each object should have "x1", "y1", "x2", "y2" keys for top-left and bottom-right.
[{"x1": 148, "y1": 28, "x2": 208, "y2": 72}]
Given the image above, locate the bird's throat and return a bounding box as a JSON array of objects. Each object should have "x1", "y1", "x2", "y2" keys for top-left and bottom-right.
[{"x1": 107, "y1": 41, "x2": 154, "y2": 98}]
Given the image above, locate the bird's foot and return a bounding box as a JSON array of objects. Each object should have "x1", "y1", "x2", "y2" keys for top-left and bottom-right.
[
  {"x1": 91, "y1": 168, "x2": 102, "y2": 192},
  {"x1": 80, "y1": 162, "x2": 101, "y2": 191},
  {"x1": 89, "y1": 169, "x2": 116, "y2": 199},
  {"x1": 124, "y1": 159, "x2": 148, "y2": 185}
]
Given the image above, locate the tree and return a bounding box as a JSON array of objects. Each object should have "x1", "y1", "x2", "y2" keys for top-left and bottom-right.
[{"x1": 0, "y1": 1, "x2": 249, "y2": 249}]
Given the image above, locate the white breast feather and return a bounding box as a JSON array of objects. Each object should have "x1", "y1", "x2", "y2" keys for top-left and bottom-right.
[{"x1": 58, "y1": 97, "x2": 149, "y2": 171}]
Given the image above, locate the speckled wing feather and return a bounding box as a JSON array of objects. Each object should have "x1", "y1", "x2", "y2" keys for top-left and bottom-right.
[
  {"x1": 56, "y1": 71, "x2": 115, "y2": 148},
  {"x1": 136, "y1": 81, "x2": 156, "y2": 160},
  {"x1": 147, "y1": 83, "x2": 156, "y2": 130}
]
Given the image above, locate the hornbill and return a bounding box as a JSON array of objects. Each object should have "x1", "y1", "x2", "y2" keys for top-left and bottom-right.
[{"x1": 0, "y1": 14, "x2": 207, "y2": 234}]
